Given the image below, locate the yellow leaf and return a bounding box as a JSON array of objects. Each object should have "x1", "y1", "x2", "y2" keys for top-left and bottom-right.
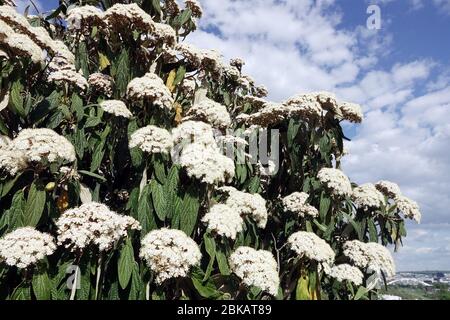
[
  {"x1": 174, "y1": 102, "x2": 183, "y2": 125},
  {"x1": 57, "y1": 189, "x2": 69, "y2": 213},
  {"x1": 166, "y1": 69, "x2": 177, "y2": 92},
  {"x1": 98, "y1": 52, "x2": 111, "y2": 71}
]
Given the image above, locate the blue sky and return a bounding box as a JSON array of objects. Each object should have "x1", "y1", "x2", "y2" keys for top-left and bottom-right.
[{"x1": 16, "y1": 0, "x2": 450, "y2": 271}]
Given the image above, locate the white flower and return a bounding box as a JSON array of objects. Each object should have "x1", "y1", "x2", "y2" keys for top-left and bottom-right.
[
  {"x1": 327, "y1": 264, "x2": 364, "y2": 286},
  {"x1": 48, "y1": 62, "x2": 88, "y2": 91},
  {"x1": 229, "y1": 246, "x2": 279, "y2": 296},
  {"x1": 317, "y1": 168, "x2": 352, "y2": 197},
  {"x1": 375, "y1": 180, "x2": 402, "y2": 199},
  {"x1": 0, "y1": 129, "x2": 76, "y2": 175},
  {"x1": 152, "y1": 22, "x2": 176, "y2": 46},
  {"x1": 0, "y1": 227, "x2": 56, "y2": 269},
  {"x1": 288, "y1": 231, "x2": 335, "y2": 266},
  {"x1": 88, "y1": 73, "x2": 114, "y2": 97},
  {"x1": 395, "y1": 196, "x2": 421, "y2": 223},
  {"x1": 202, "y1": 204, "x2": 244, "y2": 239},
  {"x1": 217, "y1": 186, "x2": 269, "y2": 228},
  {"x1": 0, "y1": 5, "x2": 30, "y2": 32},
  {"x1": 100, "y1": 100, "x2": 133, "y2": 118},
  {"x1": 127, "y1": 72, "x2": 174, "y2": 111},
  {"x1": 186, "y1": 98, "x2": 231, "y2": 129},
  {"x1": 352, "y1": 183, "x2": 385, "y2": 209},
  {"x1": 129, "y1": 125, "x2": 173, "y2": 154},
  {"x1": 254, "y1": 85, "x2": 269, "y2": 98},
  {"x1": 66, "y1": 5, "x2": 105, "y2": 31},
  {"x1": 104, "y1": 3, "x2": 154, "y2": 32},
  {"x1": 2, "y1": 32, "x2": 44, "y2": 64},
  {"x1": 282, "y1": 192, "x2": 318, "y2": 218},
  {"x1": 339, "y1": 102, "x2": 363, "y2": 123},
  {"x1": 343, "y1": 240, "x2": 396, "y2": 277},
  {"x1": 56, "y1": 202, "x2": 141, "y2": 252},
  {"x1": 139, "y1": 228, "x2": 201, "y2": 284},
  {"x1": 179, "y1": 143, "x2": 235, "y2": 185},
  {"x1": 48, "y1": 40, "x2": 75, "y2": 64},
  {"x1": 283, "y1": 93, "x2": 323, "y2": 119},
  {"x1": 171, "y1": 120, "x2": 216, "y2": 147}
]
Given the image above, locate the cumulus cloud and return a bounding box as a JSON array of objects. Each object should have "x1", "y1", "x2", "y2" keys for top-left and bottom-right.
[{"x1": 190, "y1": 0, "x2": 450, "y2": 271}]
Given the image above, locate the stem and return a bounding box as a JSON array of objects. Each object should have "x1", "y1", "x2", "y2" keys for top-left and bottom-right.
[{"x1": 95, "y1": 254, "x2": 103, "y2": 300}]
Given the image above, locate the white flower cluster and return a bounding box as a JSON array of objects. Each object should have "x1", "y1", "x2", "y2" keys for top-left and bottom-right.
[
  {"x1": 238, "y1": 102, "x2": 304, "y2": 127},
  {"x1": 100, "y1": 100, "x2": 133, "y2": 119},
  {"x1": 0, "y1": 6, "x2": 83, "y2": 90},
  {"x1": 180, "y1": 77, "x2": 197, "y2": 96},
  {"x1": 327, "y1": 264, "x2": 364, "y2": 286},
  {"x1": 0, "y1": 129, "x2": 76, "y2": 175},
  {"x1": 66, "y1": 5, "x2": 105, "y2": 31},
  {"x1": 178, "y1": 142, "x2": 235, "y2": 185},
  {"x1": 56, "y1": 202, "x2": 141, "y2": 252},
  {"x1": 139, "y1": 228, "x2": 201, "y2": 284},
  {"x1": 129, "y1": 125, "x2": 173, "y2": 154},
  {"x1": 0, "y1": 227, "x2": 56, "y2": 269},
  {"x1": 47, "y1": 65, "x2": 89, "y2": 91},
  {"x1": 375, "y1": 180, "x2": 402, "y2": 199},
  {"x1": 230, "y1": 57, "x2": 245, "y2": 69},
  {"x1": 171, "y1": 120, "x2": 216, "y2": 147},
  {"x1": 1, "y1": 31, "x2": 44, "y2": 64},
  {"x1": 88, "y1": 73, "x2": 114, "y2": 97},
  {"x1": 185, "y1": 0, "x2": 203, "y2": 18},
  {"x1": 218, "y1": 186, "x2": 269, "y2": 228},
  {"x1": 343, "y1": 240, "x2": 396, "y2": 277},
  {"x1": 288, "y1": 231, "x2": 335, "y2": 266},
  {"x1": 396, "y1": 196, "x2": 421, "y2": 223},
  {"x1": 229, "y1": 247, "x2": 279, "y2": 296},
  {"x1": 317, "y1": 168, "x2": 352, "y2": 197},
  {"x1": 352, "y1": 183, "x2": 385, "y2": 209},
  {"x1": 127, "y1": 72, "x2": 174, "y2": 111},
  {"x1": 185, "y1": 98, "x2": 231, "y2": 129},
  {"x1": 282, "y1": 192, "x2": 319, "y2": 218},
  {"x1": 152, "y1": 22, "x2": 177, "y2": 46},
  {"x1": 283, "y1": 93, "x2": 323, "y2": 119},
  {"x1": 0, "y1": 7, "x2": 46, "y2": 64},
  {"x1": 104, "y1": 3, "x2": 154, "y2": 32},
  {"x1": 202, "y1": 204, "x2": 243, "y2": 239},
  {"x1": 339, "y1": 102, "x2": 363, "y2": 123}
]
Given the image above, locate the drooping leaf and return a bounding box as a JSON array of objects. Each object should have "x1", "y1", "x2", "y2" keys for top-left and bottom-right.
[{"x1": 118, "y1": 238, "x2": 135, "y2": 290}]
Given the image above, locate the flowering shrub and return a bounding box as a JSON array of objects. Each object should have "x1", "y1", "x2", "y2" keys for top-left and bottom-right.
[{"x1": 0, "y1": 0, "x2": 422, "y2": 300}]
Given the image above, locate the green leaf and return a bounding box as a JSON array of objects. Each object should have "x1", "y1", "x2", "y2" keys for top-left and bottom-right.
[
  {"x1": 128, "y1": 262, "x2": 141, "y2": 300},
  {"x1": 203, "y1": 232, "x2": 216, "y2": 281},
  {"x1": 71, "y1": 93, "x2": 84, "y2": 121},
  {"x1": 164, "y1": 165, "x2": 179, "y2": 219},
  {"x1": 9, "y1": 80, "x2": 25, "y2": 117},
  {"x1": 90, "y1": 142, "x2": 105, "y2": 172},
  {"x1": 191, "y1": 269, "x2": 221, "y2": 299},
  {"x1": 151, "y1": 0, "x2": 162, "y2": 14},
  {"x1": 216, "y1": 248, "x2": 230, "y2": 276},
  {"x1": 118, "y1": 238, "x2": 135, "y2": 290},
  {"x1": 174, "y1": 66, "x2": 186, "y2": 86},
  {"x1": 138, "y1": 184, "x2": 157, "y2": 236},
  {"x1": 76, "y1": 42, "x2": 89, "y2": 78},
  {"x1": 151, "y1": 180, "x2": 166, "y2": 221},
  {"x1": 295, "y1": 273, "x2": 310, "y2": 300},
  {"x1": 23, "y1": 180, "x2": 46, "y2": 227},
  {"x1": 78, "y1": 170, "x2": 107, "y2": 182},
  {"x1": 32, "y1": 270, "x2": 52, "y2": 300},
  {"x1": 180, "y1": 186, "x2": 200, "y2": 236},
  {"x1": 319, "y1": 192, "x2": 331, "y2": 221},
  {"x1": 354, "y1": 286, "x2": 369, "y2": 300},
  {"x1": 114, "y1": 49, "x2": 130, "y2": 97},
  {"x1": 153, "y1": 157, "x2": 166, "y2": 184},
  {"x1": 10, "y1": 283, "x2": 31, "y2": 300},
  {"x1": 368, "y1": 219, "x2": 378, "y2": 242}
]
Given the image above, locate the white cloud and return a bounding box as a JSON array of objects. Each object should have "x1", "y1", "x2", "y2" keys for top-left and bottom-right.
[{"x1": 190, "y1": 0, "x2": 450, "y2": 271}]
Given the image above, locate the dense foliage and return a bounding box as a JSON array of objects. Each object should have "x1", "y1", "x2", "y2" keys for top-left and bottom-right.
[{"x1": 0, "y1": 0, "x2": 422, "y2": 300}]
